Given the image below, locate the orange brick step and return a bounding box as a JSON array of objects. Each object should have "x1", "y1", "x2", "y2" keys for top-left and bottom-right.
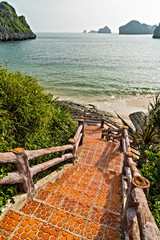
[{"x1": 0, "y1": 126, "x2": 123, "y2": 240}]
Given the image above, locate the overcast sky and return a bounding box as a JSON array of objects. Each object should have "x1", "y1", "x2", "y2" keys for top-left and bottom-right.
[{"x1": 6, "y1": 0, "x2": 160, "y2": 33}]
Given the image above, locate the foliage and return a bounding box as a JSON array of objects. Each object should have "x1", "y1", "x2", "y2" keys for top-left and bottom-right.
[
  {"x1": 0, "y1": 66, "x2": 76, "y2": 214},
  {"x1": 140, "y1": 151, "x2": 160, "y2": 228},
  {"x1": 0, "y1": 1, "x2": 31, "y2": 33},
  {"x1": 134, "y1": 94, "x2": 160, "y2": 167},
  {"x1": 134, "y1": 94, "x2": 160, "y2": 229}
]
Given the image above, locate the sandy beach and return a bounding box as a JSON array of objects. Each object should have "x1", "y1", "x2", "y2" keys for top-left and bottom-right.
[
  {"x1": 56, "y1": 94, "x2": 155, "y2": 127},
  {"x1": 91, "y1": 95, "x2": 154, "y2": 122}
]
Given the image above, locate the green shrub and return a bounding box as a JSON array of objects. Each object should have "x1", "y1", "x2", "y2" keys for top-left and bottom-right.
[
  {"x1": 134, "y1": 95, "x2": 160, "y2": 228},
  {"x1": 0, "y1": 66, "x2": 77, "y2": 214},
  {"x1": 140, "y1": 151, "x2": 160, "y2": 228},
  {"x1": 134, "y1": 94, "x2": 160, "y2": 167}
]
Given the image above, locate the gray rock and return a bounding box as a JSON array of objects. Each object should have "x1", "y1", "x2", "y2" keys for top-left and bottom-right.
[
  {"x1": 98, "y1": 26, "x2": 111, "y2": 34},
  {"x1": 58, "y1": 100, "x2": 114, "y2": 120},
  {"x1": 153, "y1": 23, "x2": 160, "y2": 38},
  {"x1": 119, "y1": 20, "x2": 156, "y2": 34},
  {"x1": 88, "y1": 30, "x2": 98, "y2": 33}
]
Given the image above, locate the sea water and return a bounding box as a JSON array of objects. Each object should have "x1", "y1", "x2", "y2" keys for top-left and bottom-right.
[{"x1": 0, "y1": 33, "x2": 160, "y2": 102}]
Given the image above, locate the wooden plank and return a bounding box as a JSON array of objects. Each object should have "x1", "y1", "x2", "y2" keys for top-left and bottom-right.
[
  {"x1": 129, "y1": 111, "x2": 145, "y2": 133},
  {"x1": 115, "y1": 111, "x2": 134, "y2": 135}
]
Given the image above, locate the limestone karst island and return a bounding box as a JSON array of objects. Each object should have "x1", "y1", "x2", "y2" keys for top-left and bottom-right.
[
  {"x1": 153, "y1": 23, "x2": 160, "y2": 38},
  {"x1": 0, "y1": 1, "x2": 36, "y2": 41},
  {"x1": 119, "y1": 20, "x2": 156, "y2": 34}
]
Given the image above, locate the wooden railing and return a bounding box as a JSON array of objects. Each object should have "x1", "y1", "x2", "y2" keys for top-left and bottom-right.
[
  {"x1": 0, "y1": 118, "x2": 84, "y2": 198},
  {"x1": 102, "y1": 125, "x2": 160, "y2": 239},
  {"x1": 0, "y1": 117, "x2": 159, "y2": 238}
]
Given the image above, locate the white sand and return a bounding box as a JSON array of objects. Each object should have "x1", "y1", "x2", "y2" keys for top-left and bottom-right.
[
  {"x1": 91, "y1": 96, "x2": 153, "y2": 123},
  {"x1": 53, "y1": 94, "x2": 155, "y2": 127}
]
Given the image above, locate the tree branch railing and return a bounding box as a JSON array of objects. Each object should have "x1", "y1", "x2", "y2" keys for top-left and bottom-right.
[
  {"x1": 0, "y1": 116, "x2": 159, "y2": 239},
  {"x1": 101, "y1": 123, "x2": 160, "y2": 239},
  {"x1": 0, "y1": 118, "x2": 84, "y2": 199},
  {"x1": 121, "y1": 126, "x2": 160, "y2": 240}
]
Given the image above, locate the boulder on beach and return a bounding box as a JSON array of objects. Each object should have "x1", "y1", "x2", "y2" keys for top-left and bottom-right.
[{"x1": 0, "y1": 1, "x2": 36, "y2": 41}]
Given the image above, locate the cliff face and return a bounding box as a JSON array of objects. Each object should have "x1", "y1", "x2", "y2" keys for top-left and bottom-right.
[
  {"x1": 153, "y1": 24, "x2": 160, "y2": 38},
  {"x1": 119, "y1": 20, "x2": 156, "y2": 34},
  {"x1": 98, "y1": 26, "x2": 111, "y2": 34},
  {"x1": 0, "y1": 1, "x2": 36, "y2": 41}
]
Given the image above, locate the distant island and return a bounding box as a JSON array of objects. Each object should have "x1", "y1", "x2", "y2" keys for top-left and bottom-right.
[
  {"x1": 98, "y1": 26, "x2": 111, "y2": 34},
  {"x1": 88, "y1": 30, "x2": 97, "y2": 33},
  {"x1": 119, "y1": 20, "x2": 156, "y2": 34},
  {"x1": 83, "y1": 26, "x2": 111, "y2": 34},
  {"x1": 153, "y1": 24, "x2": 160, "y2": 38},
  {"x1": 0, "y1": 1, "x2": 36, "y2": 41}
]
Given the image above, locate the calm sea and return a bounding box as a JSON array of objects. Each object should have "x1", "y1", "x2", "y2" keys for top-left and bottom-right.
[{"x1": 0, "y1": 33, "x2": 160, "y2": 101}]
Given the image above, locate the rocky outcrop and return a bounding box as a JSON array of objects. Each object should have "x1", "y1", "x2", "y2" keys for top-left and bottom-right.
[
  {"x1": 119, "y1": 20, "x2": 156, "y2": 34},
  {"x1": 83, "y1": 30, "x2": 87, "y2": 33},
  {"x1": 153, "y1": 24, "x2": 160, "y2": 38},
  {"x1": 58, "y1": 100, "x2": 115, "y2": 121},
  {"x1": 98, "y1": 26, "x2": 111, "y2": 34},
  {"x1": 0, "y1": 1, "x2": 36, "y2": 41}
]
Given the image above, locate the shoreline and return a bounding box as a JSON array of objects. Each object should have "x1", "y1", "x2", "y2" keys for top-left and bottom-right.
[{"x1": 56, "y1": 95, "x2": 155, "y2": 127}]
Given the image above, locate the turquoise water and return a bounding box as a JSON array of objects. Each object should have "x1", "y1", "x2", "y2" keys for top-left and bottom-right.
[{"x1": 0, "y1": 33, "x2": 160, "y2": 101}]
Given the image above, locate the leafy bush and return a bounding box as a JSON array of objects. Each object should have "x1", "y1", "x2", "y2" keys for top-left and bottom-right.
[
  {"x1": 0, "y1": 66, "x2": 77, "y2": 214},
  {"x1": 134, "y1": 94, "x2": 160, "y2": 167},
  {"x1": 134, "y1": 95, "x2": 160, "y2": 229},
  {"x1": 140, "y1": 151, "x2": 160, "y2": 228}
]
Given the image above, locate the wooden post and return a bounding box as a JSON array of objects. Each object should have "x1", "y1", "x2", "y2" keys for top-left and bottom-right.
[
  {"x1": 60, "y1": 150, "x2": 65, "y2": 158},
  {"x1": 78, "y1": 116, "x2": 84, "y2": 146},
  {"x1": 131, "y1": 185, "x2": 160, "y2": 240},
  {"x1": 68, "y1": 139, "x2": 76, "y2": 164},
  {"x1": 100, "y1": 118, "x2": 104, "y2": 128},
  {"x1": 126, "y1": 207, "x2": 141, "y2": 240},
  {"x1": 101, "y1": 128, "x2": 105, "y2": 139},
  {"x1": 120, "y1": 128, "x2": 124, "y2": 152},
  {"x1": 123, "y1": 126, "x2": 131, "y2": 152},
  {"x1": 11, "y1": 148, "x2": 35, "y2": 199}
]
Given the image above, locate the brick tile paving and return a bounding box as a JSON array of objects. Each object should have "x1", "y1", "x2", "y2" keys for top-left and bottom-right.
[{"x1": 0, "y1": 126, "x2": 123, "y2": 239}]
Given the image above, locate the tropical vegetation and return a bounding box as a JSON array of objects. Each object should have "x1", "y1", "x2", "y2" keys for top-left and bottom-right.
[
  {"x1": 0, "y1": 66, "x2": 77, "y2": 214},
  {"x1": 134, "y1": 94, "x2": 160, "y2": 228},
  {"x1": 0, "y1": 1, "x2": 31, "y2": 33}
]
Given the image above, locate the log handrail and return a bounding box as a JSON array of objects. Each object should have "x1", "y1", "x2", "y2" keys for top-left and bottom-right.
[
  {"x1": 0, "y1": 117, "x2": 159, "y2": 239},
  {"x1": 100, "y1": 122, "x2": 160, "y2": 238},
  {"x1": 121, "y1": 126, "x2": 160, "y2": 240},
  {"x1": 0, "y1": 118, "x2": 85, "y2": 198},
  {"x1": 0, "y1": 152, "x2": 17, "y2": 163},
  {"x1": 26, "y1": 144, "x2": 74, "y2": 161},
  {"x1": 74, "y1": 116, "x2": 119, "y2": 129}
]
